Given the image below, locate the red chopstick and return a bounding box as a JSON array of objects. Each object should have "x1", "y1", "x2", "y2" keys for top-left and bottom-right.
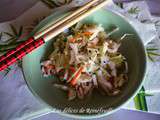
[
  {"x1": 0, "y1": 37, "x2": 45, "y2": 71},
  {"x1": 0, "y1": 37, "x2": 34, "y2": 63}
]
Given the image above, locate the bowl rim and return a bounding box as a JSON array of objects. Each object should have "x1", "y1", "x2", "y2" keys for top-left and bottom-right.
[{"x1": 22, "y1": 8, "x2": 147, "y2": 119}]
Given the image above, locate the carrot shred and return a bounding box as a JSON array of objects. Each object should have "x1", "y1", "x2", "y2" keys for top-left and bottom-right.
[
  {"x1": 70, "y1": 66, "x2": 84, "y2": 86},
  {"x1": 83, "y1": 32, "x2": 93, "y2": 36},
  {"x1": 46, "y1": 64, "x2": 55, "y2": 69},
  {"x1": 68, "y1": 38, "x2": 76, "y2": 43}
]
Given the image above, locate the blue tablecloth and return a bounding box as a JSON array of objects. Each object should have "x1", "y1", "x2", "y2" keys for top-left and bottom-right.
[{"x1": 0, "y1": 0, "x2": 160, "y2": 120}]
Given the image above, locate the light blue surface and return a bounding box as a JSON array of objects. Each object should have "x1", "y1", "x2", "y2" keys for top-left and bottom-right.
[
  {"x1": 0, "y1": 65, "x2": 48, "y2": 120},
  {"x1": 0, "y1": 0, "x2": 160, "y2": 120}
]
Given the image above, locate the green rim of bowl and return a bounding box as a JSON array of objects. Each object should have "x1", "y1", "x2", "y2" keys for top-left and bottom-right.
[{"x1": 22, "y1": 8, "x2": 147, "y2": 119}]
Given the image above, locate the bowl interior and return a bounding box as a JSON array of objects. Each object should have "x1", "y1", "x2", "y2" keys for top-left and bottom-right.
[{"x1": 22, "y1": 9, "x2": 146, "y2": 117}]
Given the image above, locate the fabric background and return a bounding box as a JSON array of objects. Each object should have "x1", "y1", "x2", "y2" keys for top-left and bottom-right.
[{"x1": 0, "y1": 0, "x2": 160, "y2": 120}]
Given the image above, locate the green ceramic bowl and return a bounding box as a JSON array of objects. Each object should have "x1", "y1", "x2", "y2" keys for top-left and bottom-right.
[{"x1": 22, "y1": 9, "x2": 147, "y2": 119}]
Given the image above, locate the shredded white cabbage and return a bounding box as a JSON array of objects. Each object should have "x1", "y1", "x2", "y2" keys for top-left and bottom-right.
[{"x1": 41, "y1": 23, "x2": 128, "y2": 100}]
